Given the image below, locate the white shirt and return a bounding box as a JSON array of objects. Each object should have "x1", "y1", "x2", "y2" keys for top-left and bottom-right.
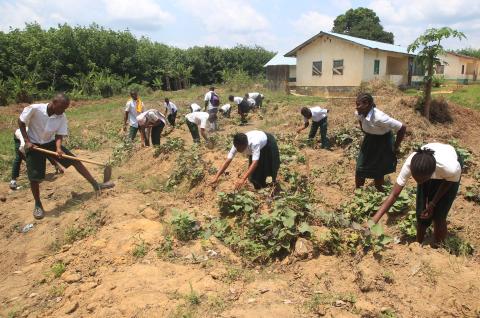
[
  {"x1": 221, "y1": 104, "x2": 231, "y2": 112},
  {"x1": 19, "y1": 103, "x2": 68, "y2": 144},
  {"x1": 136, "y1": 109, "x2": 166, "y2": 127},
  {"x1": 14, "y1": 128, "x2": 26, "y2": 153},
  {"x1": 304, "y1": 106, "x2": 328, "y2": 123},
  {"x1": 204, "y1": 91, "x2": 218, "y2": 110},
  {"x1": 125, "y1": 99, "x2": 144, "y2": 128},
  {"x1": 164, "y1": 101, "x2": 177, "y2": 113},
  {"x1": 356, "y1": 108, "x2": 402, "y2": 135},
  {"x1": 396, "y1": 143, "x2": 461, "y2": 187},
  {"x1": 227, "y1": 130, "x2": 268, "y2": 161},
  {"x1": 248, "y1": 92, "x2": 262, "y2": 99},
  {"x1": 247, "y1": 98, "x2": 256, "y2": 107},
  {"x1": 185, "y1": 112, "x2": 209, "y2": 129},
  {"x1": 190, "y1": 103, "x2": 201, "y2": 112},
  {"x1": 232, "y1": 97, "x2": 243, "y2": 105}
]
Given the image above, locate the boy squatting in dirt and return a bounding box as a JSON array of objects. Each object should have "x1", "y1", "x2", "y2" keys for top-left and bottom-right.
[
  {"x1": 355, "y1": 93, "x2": 407, "y2": 192},
  {"x1": 18, "y1": 93, "x2": 114, "y2": 219},
  {"x1": 297, "y1": 106, "x2": 331, "y2": 149},
  {"x1": 372, "y1": 143, "x2": 462, "y2": 245},
  {"x1": 211, "y1": 130, "x2": 280, "y2": 190}
]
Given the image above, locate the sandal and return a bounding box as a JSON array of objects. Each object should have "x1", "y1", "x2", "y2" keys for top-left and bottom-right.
[{"x1": 33, "y1": 206, "x2": 45, "y2": 220}]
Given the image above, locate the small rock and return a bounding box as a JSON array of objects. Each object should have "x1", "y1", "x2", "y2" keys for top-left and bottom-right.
[
  {"x1": 13, "y1": 270, "x2": 22, "y2": 275},
  {"x1": 80, "y1": 282, "x2": 98, "y2": 292},
  {"x1": 294, "y1": 238, "x2": 314, "y2": 259},
  {"x1": 0, "y1": 196, "x2": 6, "y2": 202},
  {"x1": 86, "y1": 302, "x2": 96, "y2": 312},
  {"x1": 259, "y1": 288, "x2": 269, "y2": 294},
  {"x1": 229, "y1": 288, "x2": 236, "y2": 294},
  {"x1": 138, "y1": 204, "x2": 147, "y2": 212},
  {"x1": 283, "y1": 299, "x2": 293, "y2": 304},
  {"x1": 63, "y1": 273, "x2": 81, "y2": 283},
  {"x1": 29, "y1": 293, "x2": 38, "y2": 298},
  {"x1": 247, "y1": 298, "x2": 256, "y2": 304},
  {"x1": 143, "y1": 189, "x2": 152, "y2": 194},
  {"x1": 61, "y1": 244, "x2": 72, "y2": 252},
  {"x1": 315, "y1": 305, "x2": 327, "y2": 316},
  {"x1": 55, "y1": 297, "x2": 63, "y2": 303},
  {"x1": 335, "y1": 300, "x2": 346, "y2": 307},
  {"x1": 63, "y1": 301, "x2": 79, "y2": 314}
]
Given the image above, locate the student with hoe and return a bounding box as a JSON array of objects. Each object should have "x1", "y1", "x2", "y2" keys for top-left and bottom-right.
[
  {"x1": 355, "y1": 93, "x2": 406, "y2": 191},
  {"x1": 18, "y1": 93, "x2": 114, "y2": 219},
  {"x1": 211, "y1": 130, "x2": 280, "y2": 190},
  {"x1": 372, "y1": 143, "x2": 462, "y2": 245},
  {"x1": 297, "y1": 106, "x2": 330, "y2": 149},
  {"x1": 123, "y1": 90, "x2": 144, "y2": 141}
]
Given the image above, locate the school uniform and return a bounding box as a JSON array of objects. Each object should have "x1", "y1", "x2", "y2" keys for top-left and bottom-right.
[
  {"x1": 220, "y1": 104, "x2": 232, "y2": 117},
  {"x1": 304, "y1": 106, "x2": 329, "y2": 148},
  {"x1": 233, "y1": 96, "x2": 250, "y2": 117},
  {"x1": 137, "y1": 110, "x2": 167, "y2": 146},
  {"x1": 204, "y1": 91, "x2": 219, "y2": 129},
  {"x1": 397, "y1": 143, "x2": 462, "y2": 227},
  {"x1": 355, "y1": 107, "x2": 403, "y2": 179},
  {"x1": 164, "y1": 101, "x2": 178, "y2": 126},
  {"x1": 190, "y1": 103, "x2": 201, "y2": 113},
  {"x1": 227, "y1": 130, "x2": 280, "y2": 189},
  {"x1": 248, "y1": 92, "x2": 264, "y2": 107},
  {"x1": 185, "y1": 112, "x2": 209, "y2": 143},
  {"x1": 125, "y1": 98, "x2": 144, "y2": 140},
  {"x1": 19, "y1": 103, "x2": 75, "y2": 182}
]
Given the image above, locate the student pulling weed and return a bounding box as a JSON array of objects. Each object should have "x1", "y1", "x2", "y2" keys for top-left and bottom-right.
[
  {"x1": 247, "y1": 92, "x2": 264, "y2": 108},
  {"x1": 211, "y1": 130, "x2": 280, "y2": 190},
  {"x1": 185, "y1": 111, "x2": 210, "y2": 144},
  {"x1": 229, "y1": 95, "x2": 250, "y2": 124},
  {"x1": 164, "y1": 98, "x2": 178, "y2": 127},
  {"x1": 18, "y1": 93, "x2": 114, "y2": 219},
  {"x1": 372, "y1": 143, "x2": 462, "y2": 245},
  {"x1": 355, "y1": 93, "x2": 406, "y2": 191},
  {"x1": 297, "y1": 106, "x2": 330, "y2": 149},
  {"x1": 137, "y1": 109, "x2": 167, "y2": 146}
]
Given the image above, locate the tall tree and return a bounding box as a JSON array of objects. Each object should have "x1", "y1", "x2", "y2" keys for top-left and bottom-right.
[
  {"x1": 332, "y1": 8, "x2": 394, "y2": 44},
  {"x1": 408, "y1": 27, "x2": 466, "y2": 120}
]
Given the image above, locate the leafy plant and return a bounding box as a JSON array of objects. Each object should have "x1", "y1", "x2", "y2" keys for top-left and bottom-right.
[
  {"x1": 340, "y1": 187, "x2": 385, "y2": 223},
  {"x1": 51, "y1": 261, "x2": 66, "y2": 278},
  {"x1": 397, "y1": 210, "x2": 417, "y2": 239},
  {"x1": 156, "y1": 235, "x2": 175, "y2": 259},
  {"x1": 165, "y1": 146, "x2": 206, "y2": 190},
  {"x1": 153, "y1": 137, "x2": 185, "y2": 157},
  {"x1": 442, "y1": 235, "x2": 474, "y2": 256},
  {"x1": 218, "y1": 191, "x2": 259, "y2": 216},
  {"x1": 465, "y1": 184, "x2": 480, "y2": 204},
  {"x1": 132, "y1": 237, "x2": 149, "y2": 258},
  {"x1": 448, "y1": 139, "x2": 472, "y2": 170},
  {"x1": 362, "y1": 221, "x2": 393, "y2": 253},
  {"x1": 170, "y1": 210, "x2": 200, "y2": 242}
]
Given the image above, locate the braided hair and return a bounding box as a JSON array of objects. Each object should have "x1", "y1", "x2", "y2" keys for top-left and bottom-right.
[
  {"x1": 356, "y1": 93, "x2": 376, "y2": 108},
  {"x1": 411, "y1": 147, "x2": 436, "y2": 177}
]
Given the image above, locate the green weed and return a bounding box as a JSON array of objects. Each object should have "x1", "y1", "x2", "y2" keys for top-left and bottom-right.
[
  {"x1": 153, "y1": 137, "x2": 185, "y2": 157},
  {"x1": 170, "y1": 210, "x2": 200, "y2": 241},
  {"x1": 51, "y1": 261, "x2": 66, "y2": 278},
  {"x1": 132, "y1": 236, "x2": 150, "y2": 258},
  {"x1": 443, "y1": 235, "x2": 474, "y2": 256},
  {"x1": 397, "y1": 210, "x2": 417, "y2": 239}
]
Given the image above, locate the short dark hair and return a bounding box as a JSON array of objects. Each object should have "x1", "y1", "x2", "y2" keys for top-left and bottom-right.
[
  {"x1": 300, "y1": 107, "x2": 311, "y2": 118},
  {"x1": 165, "y1": 97, "x2": 169, "y2": 102},
  {"x1": 228, "y1": 95, "x2": 234, "y2": 102},
  {"x1": 233, "y1": 133, "x2": 248, "y2": 148},
  {"x1": 130, "y1": 90, "x2": 138, "y2": 95},
  {"x1": 52, "y1": 93, "x2": 70, "y2": 105},
  {"x1": 411, "y1": 147, "x2": 436, "y2": 177},
  {"x1": 356, "y1": 93, "x2": 375, "y2": 108},
  {"x1": 210, "y1": 86, "x2": 215, "y2": 91}
]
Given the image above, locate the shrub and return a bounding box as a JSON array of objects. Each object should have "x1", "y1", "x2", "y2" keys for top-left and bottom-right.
[
  {"x1": 132, "y1": 237, "x2": 149, "y2": 258},
  {"x1": 51, "y1": 261, "x2": 66, "y2": 278},
  {"x1": 170, "y1": 210, "x2": 200, "y2": 241},
  {"x1": 432, "y1": 75, "x2": 445, "y2": 87},
  {"x1": 222, "y1": 69, "x2": 255, "y2": 91},
  {"x1": 443, "y1": 235, "x2": 474, "y2": 256}
]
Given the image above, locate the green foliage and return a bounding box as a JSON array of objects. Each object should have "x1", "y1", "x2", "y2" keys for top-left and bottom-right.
[
  {"x1": 465, "y1": 184, "x2": 480, "y2": 204},
  {"x1": 110, "y1": 140, "x2": 134, "y2": 166},
  {"x1": 332, "y1": 7, "x2": 394, "y2": 43},
  {"x1": 153, "y1": 137, "x2": 185, "y2": 157},
  {"x1": 397, "y1": 211, "x2": 417, "y2": 239},
  {"x1": 51, "y1": 261, "x2": 66, "y2": 278},
  {"x1": 170, "y1": 210, "x2": 200, "y2": 242},
  {"x1": 448, "y1": 139, "x2": 472, "y2": 170},
  {"x1": 442, "y1": 235, "x2": 474, "y2": 256},
  {"x1": 185, "y1": 283, "x2": 201, "y2": 306},
  {"x1": 455, "y1": 48, "x2": 480, "y2": 59},
  {"x1": 64, "y1": 224, "x2": 96, "y2": 244},
  {"x1": 132, "y1": 237, "x2": 149, "y2": 258},
  {"x1": 218, "y1": 191, "x2": 259, "y2": 215},
  {"x1": 156, "y1": 235, "x2": 175, "y2": 260},
  {"x1": 363, "y1": 221, "x2": 393, "y2": 253},
  {"x1": 165, "y1": 146, "x2": 206, "y2": 190},
  {"x1": 331, "y1": 127, "x2": 362, "y2": 158},
  {"x1": 0, "y1": 23, "x2": 274, "y2": 103},
  {"x1": 65, "y1": 134, "x2": 102, "y2": 151},
  {"x1": 341, "y1": 187, "x2": 385, "y2": 223},
  {"x1": 390, "y1": 187, "x2": 416, "y2": 214},
  {"x1": 222, "y1": 69, "x2": 255, "y2": 91},
  {"x1": 432, "y1": 75, "x2": 445, "y2": 88}
]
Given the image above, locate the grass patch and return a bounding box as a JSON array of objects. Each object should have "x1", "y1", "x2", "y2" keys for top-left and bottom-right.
[
  {"x1": 51, "y1": 261, "x2": 66, "y2": 278},
  {"x1": 442, "y1": 84, "x2": 480, "y2": 110},
  {"x1": 132, "y1": 236, "x2": 150, "y2": 258}
]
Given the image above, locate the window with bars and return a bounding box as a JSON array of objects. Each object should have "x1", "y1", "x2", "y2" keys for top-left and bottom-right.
[
  {"x1": 312, "y1": 61, "x2": 322, "y2": 76},
  {"x1": 374, "y1": 59, "x2": 380, "y2": 75},
  {"x1": 333, "y1": 59, "x2": 344, "y2": 75}
]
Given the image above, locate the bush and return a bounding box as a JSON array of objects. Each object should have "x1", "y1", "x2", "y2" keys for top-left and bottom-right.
[
  {"x1": 415, "y1": 96, "x2": 452, "y2": 123},
  {"x1": 0, "y1": 80, "x2": 9, "y2": 106},
  {"x1": 170, "y1": 210, "x2": 200, "y2": 241},
  {"x1": 222, "y1": 69, "x2": 255, "y2": 92},
  {"x1": 432, "y1": 75, "x2": 445, "y2": 88},
  {"x1": 51, "y1": 261, "x2": 66, "y2": 278},
  {"x1": 443, "y1": 235, "x2": 474, "y2": 256}
]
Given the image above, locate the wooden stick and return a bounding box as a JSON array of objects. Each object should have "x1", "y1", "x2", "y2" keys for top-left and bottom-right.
[{"x1": 33, "y1": 147, "x2": 106, "y2": 167}]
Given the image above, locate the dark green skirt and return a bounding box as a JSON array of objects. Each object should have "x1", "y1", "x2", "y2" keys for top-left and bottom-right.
[
  {"x1": 248, "y1": 133, "x2": 280, "y2": 189},
  {"x1": 356, "y1": 131, "x2": 396, "y2": 179},
  {"x1": 416, "y1": 156, "x2": 463, "y2": 227}
]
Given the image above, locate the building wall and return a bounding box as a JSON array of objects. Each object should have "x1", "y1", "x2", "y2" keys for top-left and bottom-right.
[
  {"x1": 295, "y1": 35, "x2": 365, "y2": 87},
  {"x1": 440, "y1": 53, "x2": 480, "y2": 80},
  {"x1": 265, "y1": 65, "x2": 290, "y2": 92},
  {"x1": 362, "y1": 49, "x2": 388, "y2": 81}
]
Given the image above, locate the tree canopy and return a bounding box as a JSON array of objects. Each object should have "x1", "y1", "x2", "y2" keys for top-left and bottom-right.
[
  {"x1": 455, "y1": 48, "x2": 480, "y2": 59},
  {"x1": 332, "y1": 8, "x2": 394, "y2": 44}
]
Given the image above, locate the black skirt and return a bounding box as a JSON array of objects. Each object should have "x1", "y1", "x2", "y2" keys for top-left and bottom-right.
[
  {"x1": 356, "y1": 131, "x2": 396, "y2": 179},
  {"x1": 248, "y1": 133, "x2": 280, "y2": 189}
]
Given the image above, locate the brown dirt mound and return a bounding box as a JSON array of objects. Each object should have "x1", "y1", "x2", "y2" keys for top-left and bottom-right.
[{"x1": 353, "y1": 79, "x2": 402, "y2": 97}]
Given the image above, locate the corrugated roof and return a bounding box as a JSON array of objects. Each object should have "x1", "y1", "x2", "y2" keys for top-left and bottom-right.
[
  {"x1": 264, "y1": 53, "x2": 296, "y2": 67},
  {"x1": 285, "y1": 31, "x2": 417, "y2": 57}
]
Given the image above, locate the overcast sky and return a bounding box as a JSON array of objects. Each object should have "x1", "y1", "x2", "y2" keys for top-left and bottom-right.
[{"x1": 1, "y1": 0, "x2": 479, "y2": 54}]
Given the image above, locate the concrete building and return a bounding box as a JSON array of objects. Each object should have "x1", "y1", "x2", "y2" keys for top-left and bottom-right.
[
  {"x1": 264, "y1": 53, "x2": 297, "y2": 92},
  {"x1": 438, "y1": 52, "x2": 479, "y2": 82},
  {"x1": 284, "y1": 31, "x2": 416, "y2": 95}
]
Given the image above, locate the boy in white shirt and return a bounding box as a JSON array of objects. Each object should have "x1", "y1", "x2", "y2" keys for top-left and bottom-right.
[
  {"x1": 164, "y1": 98, "x2": 178, "y2": 127},
  {"x1": 297, "y1": 106, "x2": 330, "y2": 149},
  {"x1": 19, "y1": 94, "x2": 113, "y2": 219},
  {"x1": 219, "y1": 104, "x2": 232, "y2": 118},
  {"x1": 228, "y1": 95, "x2": 250, "y2": 124},
  {"x1": 185, "y1": 111, "x2": 210, "y2": 143},
  {"x1": 204, "y1": 87, "x2": 220, "y2": 131},
  {"x1": 9, "y1": 128, "x2": 63, "y2": 190},
  {"x1": 137, "y1": 109, "x2": 167, "y2": 146},
  {"x1": 248, "y1": 92, "x2": 264, "y2": 108},
  {"x1": 123, "y1": 91, "x2": 144, "y2": 141},
  {"x1": 190, "y1": 103, "x2": 201, "y2": 113}
]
